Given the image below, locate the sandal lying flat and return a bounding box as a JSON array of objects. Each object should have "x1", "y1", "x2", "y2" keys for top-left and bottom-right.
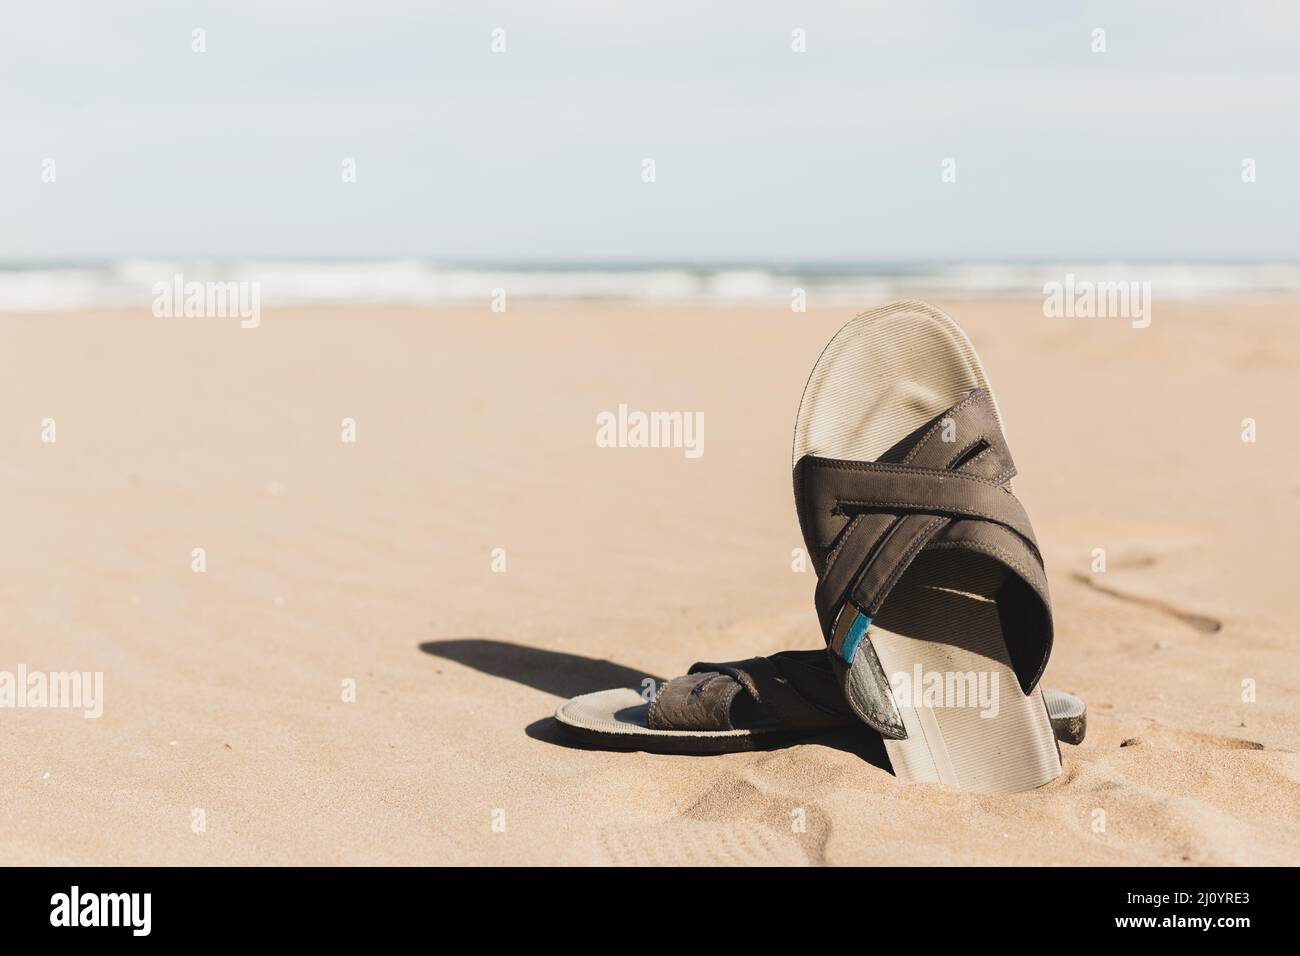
[
  {"x1": 553, "y1": 650, "x2": 1086, "y2": 755},
  {"x1": 792, "y1": 300, "x2": 1061, "y2": 793}
]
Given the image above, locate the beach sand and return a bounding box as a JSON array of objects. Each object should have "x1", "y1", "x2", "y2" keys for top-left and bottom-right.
[{"x1": 1, "y1": 299, "x2": 1296, "y2": 865}]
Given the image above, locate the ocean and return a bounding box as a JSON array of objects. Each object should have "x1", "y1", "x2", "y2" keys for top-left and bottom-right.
[{"x1": 2, "y1": 260, "x2": 1299, "y2": 311}]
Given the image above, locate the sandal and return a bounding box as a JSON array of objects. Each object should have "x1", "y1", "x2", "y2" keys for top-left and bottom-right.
[
  {"x1": 553, "y1": 650, "x2": 1085, "y2": 754},
  {"x1": 793, "y1": 300, "x2": 1060, "y2": 792}
]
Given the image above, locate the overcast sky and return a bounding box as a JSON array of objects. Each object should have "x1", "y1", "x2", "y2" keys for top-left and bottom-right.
[{"x1": 3, "y1": 1, "x2": 1298, "y2": 262}]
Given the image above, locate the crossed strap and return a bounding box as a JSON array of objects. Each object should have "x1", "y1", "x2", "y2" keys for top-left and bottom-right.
[
  {"x1": 794, "y1": 388, "x2": 1053, "y2": 694},
  {"x1": 646, "y1": 651, "x2": 851, "y2": 732}
]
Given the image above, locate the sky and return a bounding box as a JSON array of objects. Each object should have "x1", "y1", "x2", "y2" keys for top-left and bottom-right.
[{"x1": 2, "y1": 1, "x2": 1298, "y2": 262}]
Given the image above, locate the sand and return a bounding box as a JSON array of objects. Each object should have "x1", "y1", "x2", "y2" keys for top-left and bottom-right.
[{"x1": 0, "y1": 299, "x2": 1296, "y2": 865}]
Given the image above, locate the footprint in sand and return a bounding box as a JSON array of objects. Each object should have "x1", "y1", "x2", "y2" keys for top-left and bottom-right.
[
  {"x1": 1069, "y1": 571, "x2": 1222, "y2": 634},
  {"x1": 1115, "y1": 719, "x2": 1265, "y2": 751},
  {"x1": 676, "y1": 766, "x2": 836, "y2": 865},
  {"x1": 594, "y1": 820, "x2": 808, "y2": 866},
  {"x1": 586, "y1": 759, "x2": 841, "y2": 866}
]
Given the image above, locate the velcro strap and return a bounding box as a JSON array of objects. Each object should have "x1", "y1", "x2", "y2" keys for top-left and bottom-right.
[
  {"x1": 645, "y1": 652, "x2": 850, "y2": 732},
  {"x1": 646, "y1": 671, "x2": 741, "y2": 731},
  {"x1": 897, "y1": 387, "x2": 1017, "y2": 482},
  {"x1": 798, "y1": 458, "x2": 1038, "y2": 552}
]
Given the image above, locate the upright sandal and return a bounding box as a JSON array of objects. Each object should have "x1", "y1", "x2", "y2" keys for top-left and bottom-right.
[{"x1": 793, "y1": 300, "x2": 1061, "y2": 793}]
